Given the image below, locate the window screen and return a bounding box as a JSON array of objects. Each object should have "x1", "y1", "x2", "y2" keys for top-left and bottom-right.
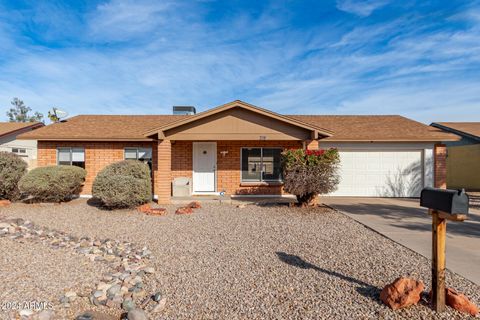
[
  {"x1": 57, "y1": 148, "x2": 85, "y2": 168},
  {"x1": 241, "y1": 148, "x2": 282, "y2": 182}
]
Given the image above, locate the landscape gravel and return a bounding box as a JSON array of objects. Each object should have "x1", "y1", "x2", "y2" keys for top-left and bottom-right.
[{"x1": 1, "y1": 199, "x2": 479, "y2": 319}]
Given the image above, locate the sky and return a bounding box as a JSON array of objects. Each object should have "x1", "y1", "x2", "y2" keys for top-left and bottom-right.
[{"x1": 0, "y1": 0, "x2": 479, "y2": 124}]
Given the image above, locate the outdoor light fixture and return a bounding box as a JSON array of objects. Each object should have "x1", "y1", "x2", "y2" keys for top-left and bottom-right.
[{"x1": 220, "y1": 150, "x2": 228, "y2": 157}]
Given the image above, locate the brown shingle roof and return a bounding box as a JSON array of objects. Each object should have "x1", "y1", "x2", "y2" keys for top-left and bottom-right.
[
  {"x1": 17, "y1": 113, "x2": 458, "y2": 142},
  {"x1": 432, "y1": 122, "x2": 480, "y2": 139},
  {"x1": 288, "y1": 115, "x2": 458, "y2": 142},
  {"x1": 0, "y1": 122, "x2": 43, "y2": 138},
  {"x1": 18, "y1": 115, "x2": 188, "y2": 141}
]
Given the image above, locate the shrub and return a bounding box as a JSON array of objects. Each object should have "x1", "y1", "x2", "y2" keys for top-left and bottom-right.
[
  {"x1": 92, "y1": 160, "x2": 152, "y2": 208},
  {"x1": 0, "y1": 151, "x2": 28, "y2": 200},
  {"x1": 18, "y1": 165, "x2": 86, "y2": 202},
  {"x1": 281, "y1": 148, "x2": 340, "y2": 206}
]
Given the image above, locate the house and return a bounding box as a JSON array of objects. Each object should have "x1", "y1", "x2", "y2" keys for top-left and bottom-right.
[
  {"x1": 0, "y1": 121, "x2": 44, "y2": 168},
  {"x1": 17, "y1": 100, "x2": 457, "y2": 203},
  {"x1": 430, "y1": 122, "x2": 480, "y2": 190}
]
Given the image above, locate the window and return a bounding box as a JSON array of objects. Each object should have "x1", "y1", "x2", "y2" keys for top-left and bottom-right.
[
  {"x1": 58, "y1": 148, "x2": 85, "y2": 168},
  {"x1": 124, "y1": 147, "x2": 153, "y2": 170},
  {"x1": 241, "y1": 148, "x2": 282, "y2": 182},
  {"x1": 11, "y1": 148, "x2": 27, "y2": 156}
]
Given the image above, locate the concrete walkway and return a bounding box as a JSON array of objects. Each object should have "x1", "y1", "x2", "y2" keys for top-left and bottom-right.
[{"x1": 322, "y1": 197, "x2": 480, "y2": 285}]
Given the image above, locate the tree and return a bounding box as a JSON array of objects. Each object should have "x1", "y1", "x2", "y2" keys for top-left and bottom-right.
[
  {"x1": 6, "y1": 98, "x2": 44, "y2": 122},
  {"x1": 281, "y1": 148, "x2": 341, "y2": 206}
]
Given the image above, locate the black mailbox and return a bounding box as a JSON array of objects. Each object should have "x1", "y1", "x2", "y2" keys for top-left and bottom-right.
[{"x1": 420, "y1": 187, "x2": 469, "y2": 215}]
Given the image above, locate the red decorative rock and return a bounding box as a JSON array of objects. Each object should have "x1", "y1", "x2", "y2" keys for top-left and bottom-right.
[
  {"x1": 446, "y1": 288, "x2": 479, "y2": 316},
  {"x1": 0, "y1": 200, "x2": 11, "y2": 207},
  {"x1": 137, "y1": 203, "x2": 167, "y2": 216},
  {"x1": 146, "y1": 208, "x2": 167, "y2": 216},
  {"x1": 137, "y1": 204, "x2": 151, "y2": 214},
  {"x1": 380, "y1": 277, "x2": 424, "y2": 310},
  {"x1": 175, "y1": 207, "x2": 193, "y2": 215},
  {"x1": 187, "y1": 201, "x2": 201, "y2": 209}
]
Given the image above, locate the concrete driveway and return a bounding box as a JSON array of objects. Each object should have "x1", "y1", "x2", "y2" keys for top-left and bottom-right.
[{"x1": 321, "y1": 197, "x2": 480, "y2": 285}]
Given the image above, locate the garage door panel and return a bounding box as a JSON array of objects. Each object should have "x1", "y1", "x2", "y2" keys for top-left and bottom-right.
[{"x1": 330, "y1": 150, "x2": 423, "y2": 197}]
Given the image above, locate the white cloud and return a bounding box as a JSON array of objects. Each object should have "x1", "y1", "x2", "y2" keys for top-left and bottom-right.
[
  {"x1": 87, "y1": 0, "x2": 175, "y2": 41},
  {"x1": 336, "y1": 0, "x2": 390, "y2": 17}
]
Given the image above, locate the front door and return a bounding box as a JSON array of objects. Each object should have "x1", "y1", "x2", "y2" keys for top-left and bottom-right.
[{"x1": 193, "y1": 142, "x2": 216, "y2": 192}]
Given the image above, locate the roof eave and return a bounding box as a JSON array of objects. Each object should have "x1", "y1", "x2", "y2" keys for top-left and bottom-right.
[{"x1": 17, "y1": 137, "x2": 154, "y2": 142}]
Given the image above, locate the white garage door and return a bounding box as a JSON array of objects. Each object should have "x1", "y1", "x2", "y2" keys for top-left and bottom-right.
[{"x1": 330, "y1": 150, "x2": 424, "y2": 197}]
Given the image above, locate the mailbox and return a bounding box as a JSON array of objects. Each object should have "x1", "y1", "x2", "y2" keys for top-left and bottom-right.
[
  {"x1": 420, "y1": 187, "x2": 469, "y2": 215},
  {"x1": 419, "y1": 187, "x2": 469, "y2": 313}
]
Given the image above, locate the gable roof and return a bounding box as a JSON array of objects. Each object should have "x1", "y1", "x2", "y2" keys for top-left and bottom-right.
[
  {"x1": 17, "y1": 101, "x2": 458, "y2": 142},
  {"x1": 144, "y1": 100, "x2": 334, "y2": 138},
  {"x1": 290, "y1": 115, "x2": 458, "y2": 142},
  {"x1": 0, "y1": 122, "x2": 44, "y2": 138},
  {"x1": 431, "y1": 122, "x2": 480, "y2": 140}
]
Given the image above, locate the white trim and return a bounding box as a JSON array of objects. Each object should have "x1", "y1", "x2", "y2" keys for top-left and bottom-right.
[
  {"x1": 191, "y1": 192, "x2": 222, "y2": 196},
  {"x1": 192, "y1": 142, "x2": 217, "y2": 192}
]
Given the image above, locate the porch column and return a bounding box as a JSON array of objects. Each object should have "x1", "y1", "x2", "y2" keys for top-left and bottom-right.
[
  {"x1": 304, "y1": 139, "x2": 319, "y2": 150},
  {"x1": 155, "y1": 139, "x2": 172, "y2": 204},
  {"x1": 434, "y1": 144, "x2": 447, "y2": 189}
]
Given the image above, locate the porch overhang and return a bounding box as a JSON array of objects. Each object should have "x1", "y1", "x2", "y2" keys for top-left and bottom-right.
[{"x1": 145, "y1": 100, "x2": 333, "y2": 141}]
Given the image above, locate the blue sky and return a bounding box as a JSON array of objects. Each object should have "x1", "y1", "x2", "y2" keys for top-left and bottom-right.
[{"x1": 0, "y1": 0, "x2": 479, "y2": 123}]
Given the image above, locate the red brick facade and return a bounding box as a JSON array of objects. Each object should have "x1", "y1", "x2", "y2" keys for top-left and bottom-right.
[
  {"x1": 37, "y1": 140, "x2": 449, "y2": 203},
  {"x1": 37, "y1": 140, "x2": 302, "y2": 202},
  {"x1": 37, "y1": 141, "x2": 153, "y2": 195},
  {"x1": 434, "y1": 144, "x2": 447, "y2": 189}
]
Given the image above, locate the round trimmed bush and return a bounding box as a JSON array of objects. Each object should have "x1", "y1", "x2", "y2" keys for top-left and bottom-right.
[
  {"x1": 0, "y1": 151, "x2": 28, "y2": 200},
  {"x1": 92, "y1": 160, "x2": 152, "y2": 208},
  {"x1": 18, "y1": 165, "x2": 86, "y2": 202}
]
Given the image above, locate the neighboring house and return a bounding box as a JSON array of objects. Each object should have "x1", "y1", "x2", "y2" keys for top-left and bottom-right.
[
  {"x1": 0, "y1": 121, "x2": 44, "y2": 169},
  {"x1": 18, "y1": 100, "x2": 457, "y2": 202},
  {"x1": 430, "y1": 122, "x2": 480, "y2": 190}
]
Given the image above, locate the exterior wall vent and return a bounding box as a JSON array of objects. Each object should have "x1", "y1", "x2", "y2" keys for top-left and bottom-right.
[{"x1": 173, "y1": 106, "x2": 196, "y2": 115}]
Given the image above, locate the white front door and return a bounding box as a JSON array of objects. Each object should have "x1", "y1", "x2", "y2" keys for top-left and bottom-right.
[{"x1": 193, "y1": 142, "x2": 216, "y2": 192}]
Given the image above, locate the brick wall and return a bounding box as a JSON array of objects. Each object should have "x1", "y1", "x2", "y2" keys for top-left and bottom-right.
[
  {"x1": 434, "y1": 144, "x2": 447, "y2": 189},
  {"x1": 37, "y1": 139, "x2": 306, "y2": 199},
  {"x1": 37, "y1": 141, "x2": 155, "y2": 195},
  {"x1": 171, "y1": 140, "x2": 302, "y2": 196}
]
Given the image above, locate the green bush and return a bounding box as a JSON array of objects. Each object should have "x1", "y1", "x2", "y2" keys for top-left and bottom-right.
[
  {"x1": 92, "y1": 160, "x2": 152, "y2": 208},
  {"x1": 19, "y1": 165, "x2": 86, "y2": 202},
  {"x1": 282, "y1": 148, "x2": 340, "y2": 206},
  {"x1": 0, "y1": 151, "x2": 28, "y2": 200}
]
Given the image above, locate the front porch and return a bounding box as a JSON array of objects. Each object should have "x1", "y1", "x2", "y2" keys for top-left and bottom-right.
[
  {"x1": 154, "y1": 139, "x2": 309, "y2": 204},
  {"x1": 150, "y1": 101, "x2": 330, "y2": 204}
]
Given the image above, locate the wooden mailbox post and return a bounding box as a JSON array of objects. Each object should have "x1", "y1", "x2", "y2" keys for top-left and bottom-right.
[{"x1": 420, "y1": 187, "x2": 469, "y2": 312}]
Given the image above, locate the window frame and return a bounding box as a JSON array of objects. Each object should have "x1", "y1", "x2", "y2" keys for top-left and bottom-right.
[
  {"x1": 240, "y1": 147, "x2": 283, "y2": 183},
  {"x1": 57, "y1": 147, "x2": 85, "y2": 168},
  {"x1": 11, "y1": 147, "x2": 27, "y2": 155},
  {"x1": 123, "y1": 147, "x2": 152, "y2": 161}
]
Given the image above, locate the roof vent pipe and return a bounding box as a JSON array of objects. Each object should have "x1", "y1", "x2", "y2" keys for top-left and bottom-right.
[{"x1": 173, "y1": 106, "x2": 196, "y2": 115}]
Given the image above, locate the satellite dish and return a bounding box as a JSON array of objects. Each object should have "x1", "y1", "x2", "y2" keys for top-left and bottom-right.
[
  {"x1": 49, "y1": 107, "x2": 69, "y2": 122},
  {"x1": 53, "y1": 108, "x2": 68, "y2": 119}
]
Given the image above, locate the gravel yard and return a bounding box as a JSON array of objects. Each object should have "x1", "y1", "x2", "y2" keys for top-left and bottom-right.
[
  {"x1": 1, "y1": 199, "x2": 479, "y2": 319},
  {"x1": 0, "y1": 235, "x2": 110, "y2": 319}
]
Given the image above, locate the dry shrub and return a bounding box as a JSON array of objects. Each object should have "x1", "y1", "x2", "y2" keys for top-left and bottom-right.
[
  {"x1": 0, "y1": 151, "x2": 27, "y2": 200},
  {"x1": 19, "y1": 165, "x2": 86, "y2": 202},
  {"x1": 282, "y1": 148, "x2": 340, "y2": 206},
  {"x1": 92, "y1": 160, "x2": 151, "y2": 208}
]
